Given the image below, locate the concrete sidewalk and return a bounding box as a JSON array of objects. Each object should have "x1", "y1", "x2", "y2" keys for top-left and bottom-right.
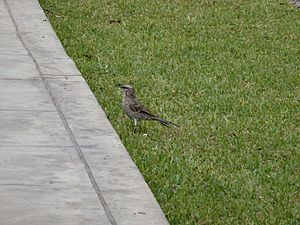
[{"x1": 0, "y1": 0, "x2": 169, "y2": 224}]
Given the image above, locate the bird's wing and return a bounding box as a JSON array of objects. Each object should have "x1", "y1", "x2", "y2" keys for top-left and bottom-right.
[{"x1": 129, "y1": 101, "x2": 156, "y2": 117}]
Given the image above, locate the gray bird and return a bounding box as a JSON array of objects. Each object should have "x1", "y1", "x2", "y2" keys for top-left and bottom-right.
[{"x1": 119, "y1": 84, "x2": 179, "y2": 129}]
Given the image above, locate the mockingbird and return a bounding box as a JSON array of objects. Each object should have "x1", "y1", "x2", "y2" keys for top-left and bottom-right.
[{"x1": 119, "y1": 84, "x2": 179, "y2": 129}]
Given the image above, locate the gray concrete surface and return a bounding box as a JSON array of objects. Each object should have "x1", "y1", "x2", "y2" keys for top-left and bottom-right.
[{"x1": 0, "y1": 0, "x2": 170, "y2": 224}]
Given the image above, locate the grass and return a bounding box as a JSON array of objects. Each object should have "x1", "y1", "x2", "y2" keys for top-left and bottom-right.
[{"x1": 39, "y1": 0, "x2": 300, "y2": 224}]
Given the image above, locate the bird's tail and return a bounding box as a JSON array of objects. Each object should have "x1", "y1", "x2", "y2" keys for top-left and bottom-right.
[{"x1": 154, "y1": 117, "x2": 179, "y2": 128}]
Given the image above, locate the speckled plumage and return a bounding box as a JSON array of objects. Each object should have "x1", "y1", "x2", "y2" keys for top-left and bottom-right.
[{"x1": 120, "y1": 84, "x2": 179, "y2": 128}]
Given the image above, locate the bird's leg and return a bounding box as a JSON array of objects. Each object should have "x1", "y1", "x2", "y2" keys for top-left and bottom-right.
[{"x1": 133, "y1": 119, "x2": 139, "y2": 133}]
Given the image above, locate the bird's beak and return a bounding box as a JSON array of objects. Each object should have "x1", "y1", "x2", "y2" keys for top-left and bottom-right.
[{"x1": 117, "y1": 83, "x2": 124, "y2": 89}]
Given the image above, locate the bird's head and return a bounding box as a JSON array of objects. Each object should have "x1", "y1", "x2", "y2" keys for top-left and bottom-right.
[{"x1": 119, "y1": 84, "x2": 136, "y2": 97}]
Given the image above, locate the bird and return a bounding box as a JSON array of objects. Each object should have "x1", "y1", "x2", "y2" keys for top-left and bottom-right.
[{"x1": 119, "y1": 84, "x2": 179, "y2": 130}]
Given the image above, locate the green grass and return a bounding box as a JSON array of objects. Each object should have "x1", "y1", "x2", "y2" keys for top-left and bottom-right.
[{"x1": 39, "y1": 0, "x2": 300, "y2": 224}]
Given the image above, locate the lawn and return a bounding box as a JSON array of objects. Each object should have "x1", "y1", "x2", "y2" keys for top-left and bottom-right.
[{"x1": 39, "y1": 0, "x2": 300, "y2": 224}]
